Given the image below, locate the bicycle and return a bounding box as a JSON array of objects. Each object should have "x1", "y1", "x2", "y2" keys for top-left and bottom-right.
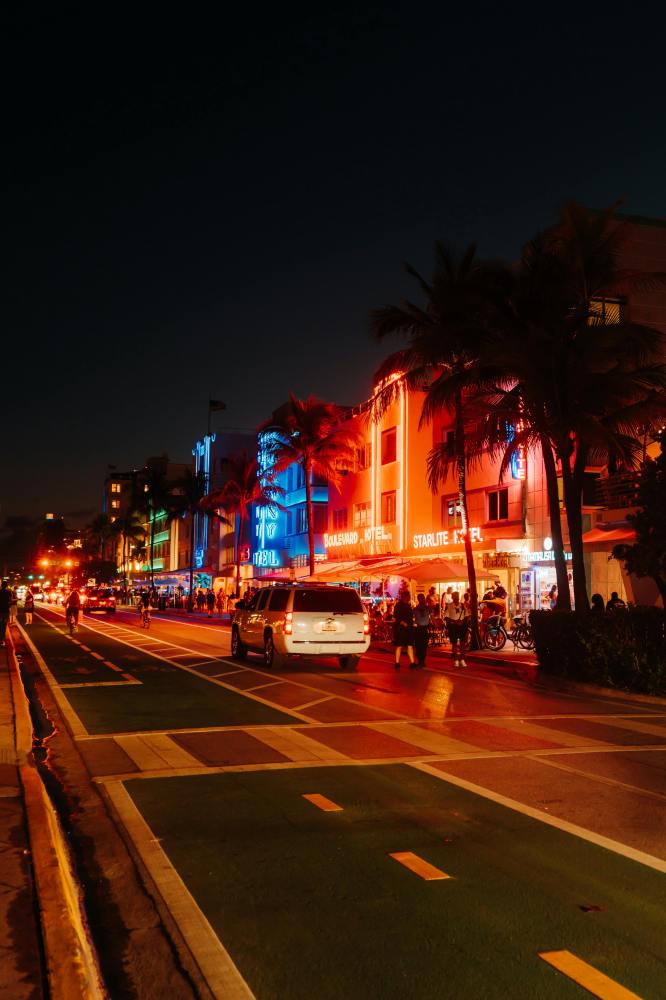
[
  {"x1": 480, "y1": 614, "x2": 535, "y2": 651},
  {"x1": 66, "y1": 609, "x2": 79, "y2": 635},
  {"x1": 141, "y1": 608, "x2": 151, "y2": 629}
]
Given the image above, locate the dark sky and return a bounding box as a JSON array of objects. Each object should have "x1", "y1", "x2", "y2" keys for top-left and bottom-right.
[{"x1": 4, "y1": 4, "x2": 666, "y2": 525}]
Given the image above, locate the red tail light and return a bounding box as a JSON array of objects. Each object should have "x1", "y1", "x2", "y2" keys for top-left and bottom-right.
[
  {"x1": 363, "y1": 611, "x2": 370, "y2": 635},
  {"x1": 285, "y1": 611, "x2": 293, "y2": 635}
]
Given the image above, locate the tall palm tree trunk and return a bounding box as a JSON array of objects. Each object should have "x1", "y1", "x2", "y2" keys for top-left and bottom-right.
[
  {"x1": 188, "y1": 513, "x2": 196, "y2": 612},
  {"x1": 304, "y1": 461, "x2": 316, "y2": 576},
  {"x1": 562, "y1": 446, "x2": 589, "y2": 611},
  {"x1": 541, "y1": 440, "x2": 572, "y2": 611},
  {"x1": 235, "y1": 510, "x2": 245, "y2": 599},
  {"x1": 149, "y1": 509, "x2": 155, "y2": 589},
  {"x1": 455, "y1": 389, "x2": 480, "y2": 650}
]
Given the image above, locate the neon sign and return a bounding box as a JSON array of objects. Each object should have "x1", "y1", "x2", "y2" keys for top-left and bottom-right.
[
  {"x1": 253, "y1": 549, "x2": 281, "y2": 567},
  {"x1": 324, "y1": 524, "x2": 393, "y2": 549},
  {"x1": 413, "y1": 527, "x2": 484, "y2": 550}
]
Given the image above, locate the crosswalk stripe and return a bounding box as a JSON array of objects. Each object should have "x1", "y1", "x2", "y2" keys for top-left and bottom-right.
[
  {"x1": 389, "y1": 852, "x2": 450, "y2": 881},
  {"x1": 302, "y1": 793, "x2": 343, "y2": 812}
]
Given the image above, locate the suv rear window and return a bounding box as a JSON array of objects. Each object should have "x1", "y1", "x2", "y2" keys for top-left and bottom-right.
[
  {"x1": 268, "y1": 590, "x2": 290, "y2": 612},
  {"x1": 293, "y1": 589, "x2": 363, "y2": 613}
]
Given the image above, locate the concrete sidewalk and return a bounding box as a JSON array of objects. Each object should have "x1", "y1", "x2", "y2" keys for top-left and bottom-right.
[{"x1": 0, "y1": 642, "x2": 45, "y2": 998}]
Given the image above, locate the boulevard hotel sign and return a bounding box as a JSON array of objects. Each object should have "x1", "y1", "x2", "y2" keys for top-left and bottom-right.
[{"x1": 325, "y1": 524, "x2": 485, "y2": 554}]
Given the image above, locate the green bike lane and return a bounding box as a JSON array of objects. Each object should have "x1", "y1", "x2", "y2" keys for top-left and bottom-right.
[
  {"x1": 22, "y1": 609, "x2": 666, "y2": 997},
  {"x1": 26, "y1": 611, "x2": 296, "y2": 733},
  {"x1": 126, "y1": 762, "x2": 666, "y2": 999}
]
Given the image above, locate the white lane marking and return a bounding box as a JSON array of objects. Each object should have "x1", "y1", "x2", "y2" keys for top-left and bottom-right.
[
  {"x1": 17, "y1": 620, "x2": 90, "y2": 738},
  {"x1": 104, "y1": 782, "x2": 256, "y2": 1000},
  {"x1": 293, "y1": 696, "x2": 334, "y2": 711},
  {"x1": 526, "y1": 753, "x2": 666, "y2": 802},
  {"x1": 411, "y1": 761, "x2": 666, "y2": 874}
]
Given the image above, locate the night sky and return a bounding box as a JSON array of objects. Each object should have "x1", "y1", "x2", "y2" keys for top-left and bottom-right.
[{"x1": 4, "y1": 5, "x2": 666, "y2": 526}]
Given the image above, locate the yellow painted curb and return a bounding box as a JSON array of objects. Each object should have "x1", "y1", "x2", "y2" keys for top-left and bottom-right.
[{"x1": 8, "y1": 636, "x2": 106, "y2": 999}]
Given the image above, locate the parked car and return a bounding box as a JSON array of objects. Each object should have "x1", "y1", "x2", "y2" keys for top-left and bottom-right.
[
  {"x1": 85, "y1": 588, "x2": 116, "y2": 614},
  {"x1": 232, "y1": 584, "x2": 370, "y2": 669}
]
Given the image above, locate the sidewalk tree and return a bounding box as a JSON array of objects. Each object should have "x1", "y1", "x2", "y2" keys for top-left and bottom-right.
[
  {"x1": 206, "y1": 452, "x2": 283, "y2": 597},
  {"x1": 370, "y1": 242, "x2": 511, "y2": 648},
  {"x1": 613, "y1": 433, "x2": 666, "y2": 606},
  {"x1": 171, "y1": 469, "x2": 228, "y2": 611},
  {"x1": 84, "y1": 514, "x2": 113, "y2": 560},
  {"x1": 143, "y1": 467, "x2": 174, "y2": 588},
  {"x1": 264, "y1": 394, "x2": 358, "y2": 576}
]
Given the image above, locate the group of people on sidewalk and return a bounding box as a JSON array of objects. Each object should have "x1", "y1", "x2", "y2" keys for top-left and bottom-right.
[{"x1": 391, "y1": 588, "x2": 475, "y2": 670}]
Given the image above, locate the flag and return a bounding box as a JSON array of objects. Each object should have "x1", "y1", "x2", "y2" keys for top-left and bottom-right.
[{"x1": 208, "y1": 399, "x2": 226, "y2": 411}]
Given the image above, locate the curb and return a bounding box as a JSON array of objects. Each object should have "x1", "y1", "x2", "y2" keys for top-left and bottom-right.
[
  {"x1": 531, "y1": 673, "x2": 666, "y2": 708},
  {"x1": 7, "y1": 635, "x2": 106, "y2": 999}
]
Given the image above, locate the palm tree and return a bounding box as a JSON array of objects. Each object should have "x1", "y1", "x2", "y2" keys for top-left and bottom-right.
[
  {"x1": 370, "y1": 243, "x2": 511, "y2": 647},
  {"x1": 84, "y1": 513, "x2": 113, "y2": 560},
  {"x1": 142, "y1": 467, "x2": 174, "y2": 588},
  {"x1": 116, "y1": 510, "x2": 145, "y2": 591},
  {"x1": 206, "y1": 452, "x2": 284, "y2": 597},
  {"x1": 171, "y1": 469, "x2": 229, "y2": 611},
  {"x1": 264, "y1": 394, "x2": 359, "y2": 575}
]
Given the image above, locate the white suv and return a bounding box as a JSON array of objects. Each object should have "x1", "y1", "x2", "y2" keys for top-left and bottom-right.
[{"x1": 231, "y1": 585, "x2": 370, "y2": 670}]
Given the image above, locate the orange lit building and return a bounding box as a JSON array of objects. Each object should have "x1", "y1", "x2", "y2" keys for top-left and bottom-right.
[{"x1": 324, "y1": 215, "x2": 666, "y2": 611}]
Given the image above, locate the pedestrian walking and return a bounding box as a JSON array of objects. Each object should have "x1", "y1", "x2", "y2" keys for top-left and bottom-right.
[
  {"x1": 216, "y1": 589, "x2": 225, "y2": 617},
  {"x1": 9, "y1": 587, "x2": 18, "y2": 623},
  {"x1": 413, "y1": 593, "x2": 432, "y2": 667},
  {"x1": 196, "y1": 589, "x2": 205, "y2": 612},
  {"x1": 206, "y1": 588, "x2": 216, "y2": 618},
  {"x1": 0, "y1": 581, "x2": 11, "y2": 646},
  {"x1": 548, "y1": 585, "x2": 557, "y2": 610},
  {"x1": 24, "y1": 590, "x2": 35, "y2": 625},
  {"x1": 393, "y1": 590, "x2": 415, "y2": 670},
  {"x1": 444, "y1": 592, "x2": 468, "y2": 668}
]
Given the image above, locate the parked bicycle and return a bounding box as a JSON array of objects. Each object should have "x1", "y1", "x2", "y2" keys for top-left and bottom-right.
[{"x1": 477, "y1": 614, "x2": 534, "y2": 651}]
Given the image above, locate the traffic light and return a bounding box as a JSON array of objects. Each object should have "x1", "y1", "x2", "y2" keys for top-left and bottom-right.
[{"x1": 27, "y1": 574, "x2": 34, "y2": 580}]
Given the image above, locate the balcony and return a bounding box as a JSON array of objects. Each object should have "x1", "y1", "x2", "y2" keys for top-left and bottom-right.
[{"x1": 595, "y1": 471, "x2": 642, "y2": 511}]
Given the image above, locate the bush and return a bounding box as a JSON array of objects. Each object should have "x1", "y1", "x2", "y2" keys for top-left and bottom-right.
[{"x1": 530, "y1": 607, "x2": 666, "y2": 696}]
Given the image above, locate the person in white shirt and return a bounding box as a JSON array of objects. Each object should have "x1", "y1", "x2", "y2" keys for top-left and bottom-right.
[{"x1": 444, "y1": 591, "x2": 468, "y2": 668}]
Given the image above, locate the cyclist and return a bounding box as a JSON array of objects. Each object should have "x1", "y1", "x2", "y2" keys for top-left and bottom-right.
[
  {"x1": 65, "y1": 589, "x2": 82, "y2": 632},
  {"x1": 137, "y1": 591, "x2": 151, "y2": 627}
]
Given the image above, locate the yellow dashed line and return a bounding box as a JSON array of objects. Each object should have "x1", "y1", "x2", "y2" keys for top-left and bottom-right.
[
  {"x1": 389, "y1": 852, "x2": 451, "y2": 881},
  {"x1": 539, "y1": 951, "x2": 641, "y2": 999},
  {"x1": 302, "y1": 794, "x2": 343, "y2": 812},
  {"x1": 90, "y1": 652, "x2": 105, "y2": 661},
  {"x1": 103, "y1": 661, "x2": 124, "y2": 673},
  {"x1": 121, "y1": 673, "x2": 135, "y2": 682}
]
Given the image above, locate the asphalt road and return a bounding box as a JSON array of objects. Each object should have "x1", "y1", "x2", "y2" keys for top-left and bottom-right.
[{"x1": 18, "y1": 604, "x2": 666, "y2": 998}]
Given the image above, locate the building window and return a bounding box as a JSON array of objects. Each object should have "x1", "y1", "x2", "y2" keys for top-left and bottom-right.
[
  {"x1": 381, "y1": 428, "x2": 397, "y2": 465},
  {"x1": 589, "y1": 297, "x2": 624, "y2": 325},
  {"x1": 110, "y1": 499, "x2": 120, "y2": 510},
  {"x1": 110, "y1": 482, "x2": 121, "y2": 493},
  {"x1": 356, "y1": 443, "x2": 371, "y2": 470},
  {"x1": 333, "y1": 508, "x2": 348, "y2": 531},
  {"x1": 442, "y1": 429, "x2": 455, "y2": 457},
  {"x1": 488, "y1": 487, "x2": 509, "y2": 521},
  {"x1": 296, "y1": 507, "x2": 308, "y2": 534},
  {"x1": 442, "y1": 495, "x2": 462, "y2": 528},
  {"x1": 381, "y1": 491, "x2": 396, "y2": 524},
  {"x1": 353, "y1": 502, "x2": 371, "y2": 528}
]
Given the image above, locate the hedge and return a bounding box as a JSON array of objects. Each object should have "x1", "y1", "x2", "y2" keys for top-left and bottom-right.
[{"x1": 529, "y1": 607, "x2": 666, "y2": 696}]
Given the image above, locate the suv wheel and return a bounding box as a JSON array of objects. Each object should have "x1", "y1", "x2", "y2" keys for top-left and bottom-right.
[
  {"x1": 338, "y1": 654, "x2": 360, "y2": 670},
  {"x1": 264, "y1": 632, "x2": 286, "y2": 669},
  {"x1": 231, "y1": 626, "x2": 247, "y2": 660}
]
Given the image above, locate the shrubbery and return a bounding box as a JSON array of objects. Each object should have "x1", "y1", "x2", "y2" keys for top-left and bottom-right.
[{"x1": 530, "y1": 608, "x2": 666, "y2": 696}]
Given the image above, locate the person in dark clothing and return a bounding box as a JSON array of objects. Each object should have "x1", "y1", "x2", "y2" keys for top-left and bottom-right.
[
  {"x1": 606, "y1": 591, "x2": 626, "y2": 611},
  {"x1": 393, "y1": 591, "x2": 415, "y2": 669},
  {"x1": 24, "y1": 590, "x2": 35, "y2": 625},
  {"x1": 0, "y1": 581, "x2": 11, "y2": 646},
  {"x1": 590, "y1": 593, "x2": 605, "y2": 615},
  {"x1": 413, "y1": 593, "x2": 432, "y2": 667},
  {"x1": 206, "y1": 589, "x2": 216, "y2": 617}
]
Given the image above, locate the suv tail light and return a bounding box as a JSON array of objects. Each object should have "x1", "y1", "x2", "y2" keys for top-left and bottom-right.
[
  {"x1": 363, "y1": 611, "x2": 370, "y2": 635},
  {"x1": 284, "y1": 611, "x2": 293, "y2": 635}
]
